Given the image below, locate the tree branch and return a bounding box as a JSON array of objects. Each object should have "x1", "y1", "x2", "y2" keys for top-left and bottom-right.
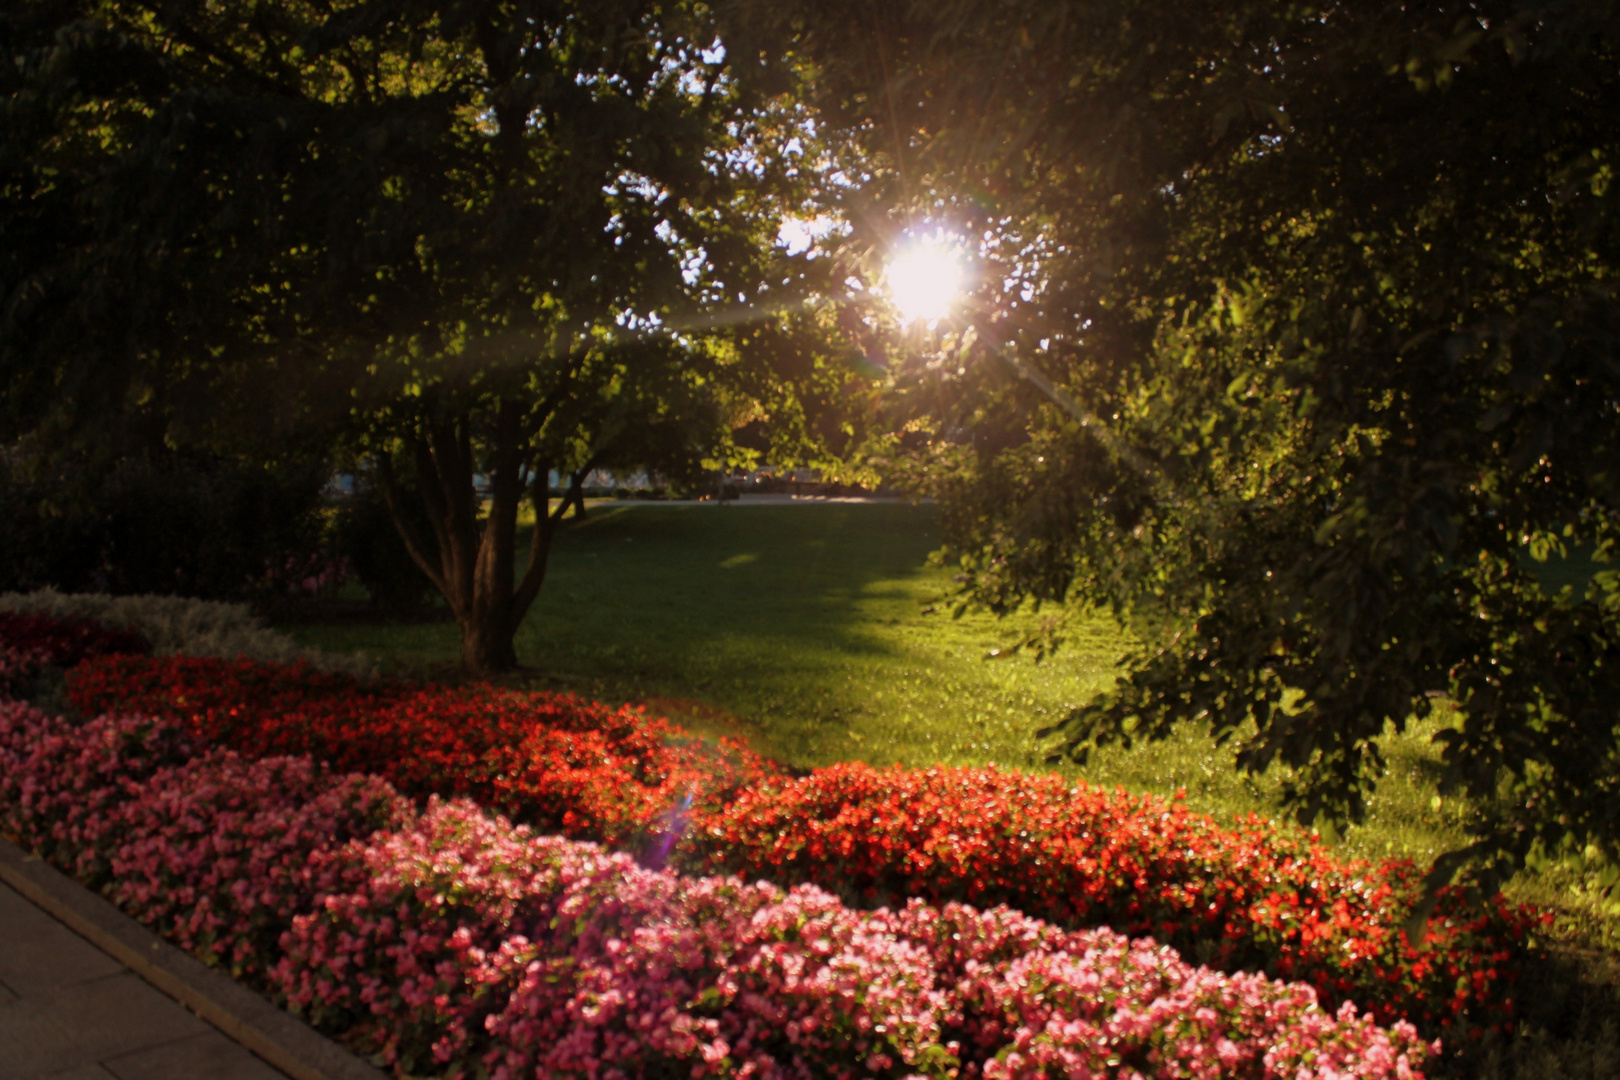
[
  {"x1": 511, "y1": 459, "x2": 565, "y2": 624},
  {"x1": 375, "y1": 451, "x2": 450, "y2": 597},
  {"x1": 425, "y1": 415, "x2": 478, "y2": 602}
]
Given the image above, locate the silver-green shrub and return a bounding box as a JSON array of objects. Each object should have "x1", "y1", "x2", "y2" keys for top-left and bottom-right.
[{"x1": 0, "y1": 588, "x2": 374, "y2": 678}]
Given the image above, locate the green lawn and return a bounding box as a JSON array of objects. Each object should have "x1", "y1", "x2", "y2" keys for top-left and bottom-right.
[
  {"x1": 283, "y1": 499, "x2": 1470, "y2": 866},
  {"x1": 281, "y1": 499, "x2": 1620, "y2": 1075}
]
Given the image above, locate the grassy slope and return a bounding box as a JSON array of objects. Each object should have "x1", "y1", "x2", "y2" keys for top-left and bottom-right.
[{"x1": 285, "y1": 500, "x2": 1469, "y2": 866}]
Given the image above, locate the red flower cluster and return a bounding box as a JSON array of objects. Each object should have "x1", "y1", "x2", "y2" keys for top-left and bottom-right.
[
  {"x1": 66, "y1": 652, "x2": 1542, "y2": 1035},
  {"x1": 1, "y1": 699, "x2": 1434, "y2": 1079},
  {"x1": 67, "y1": 655, "x2": 779, "y2": 850},
  {"x1": 677, "y1": 761, "x2": 1540, "y2": 1033},
  {"x1": 0, "y1": 612, "x2": 149, "y2": 671}
]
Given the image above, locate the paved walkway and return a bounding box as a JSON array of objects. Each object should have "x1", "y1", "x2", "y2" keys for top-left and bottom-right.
[
  {"x1": 594, "y1": 493, "x2": 920, "y2": 507},
  {"x1": 0, "y1": 882, "x2": 287, "y2": 1080}
]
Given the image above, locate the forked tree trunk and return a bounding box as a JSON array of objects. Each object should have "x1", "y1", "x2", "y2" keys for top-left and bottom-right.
[{"x1": 374, "y1": 400, "x2": 596, "y2": 675}]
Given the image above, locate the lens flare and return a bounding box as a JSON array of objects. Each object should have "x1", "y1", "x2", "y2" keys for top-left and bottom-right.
[{"x1": 885, "y1": 237, "x2": 966, "y2": 324}]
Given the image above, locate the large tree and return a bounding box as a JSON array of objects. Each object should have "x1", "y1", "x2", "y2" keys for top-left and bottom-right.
[
  {"x1": 1, "y1": 0, "x2": 839, "y2": 671},
  {"x1": 756, "y1": 0, "x2": 1620, "y2": 891}
]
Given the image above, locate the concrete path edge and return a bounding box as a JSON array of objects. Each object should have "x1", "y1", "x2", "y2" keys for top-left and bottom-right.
[{"x1": 0, "y1": 837, "x2": 388, "y2": 1080}]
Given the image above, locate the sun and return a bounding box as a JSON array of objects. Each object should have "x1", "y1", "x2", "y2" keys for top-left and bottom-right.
[{"x1": 885, "y1": 236, "x2": 967, "y2": 324}]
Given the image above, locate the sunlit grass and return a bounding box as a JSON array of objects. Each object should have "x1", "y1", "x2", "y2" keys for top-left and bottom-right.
[
  {"x1": 282, "y1": 500, "x2": 1477, "y2": 865},
  {"x1": 270, "y1": 499, "x2": 1620, "y2": 1076}
]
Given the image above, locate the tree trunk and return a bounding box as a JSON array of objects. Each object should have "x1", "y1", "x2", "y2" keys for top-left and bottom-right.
[
  {"x1": 375, "y1": 400, "x2": 587, "y2": 676},
  {"x1": 460, "y1": 611, "x2": 519, "y2": 671}
]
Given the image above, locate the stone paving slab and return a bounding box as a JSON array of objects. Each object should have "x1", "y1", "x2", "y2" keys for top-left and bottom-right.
[
  {"x1": 0, "y1": 841, "x2": 385, "y2": 1080},
  {"x1": 0, "y1": 882, "x2": 258, "y2": 1079}
]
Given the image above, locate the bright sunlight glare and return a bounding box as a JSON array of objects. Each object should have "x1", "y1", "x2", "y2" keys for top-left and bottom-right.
[{"x1": 885, "y1": 236, "x2": 966, "y2": 324}]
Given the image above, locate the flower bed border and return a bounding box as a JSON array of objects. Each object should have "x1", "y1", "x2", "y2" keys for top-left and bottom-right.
[
  {"x1": 65, "y1": 652, "x2": 1543, "y2": 1034},
  {"x1": 0, "y1": 693, "x2": 1435, "y2": 1079},
  {"x1": 0, "y1": 834, "x2": 385, "y2": 1080}
]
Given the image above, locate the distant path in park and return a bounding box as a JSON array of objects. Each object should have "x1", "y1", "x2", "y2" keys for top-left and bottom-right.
[{"x1": 595, "y1": 493, "x2": 926, "y2": 507}]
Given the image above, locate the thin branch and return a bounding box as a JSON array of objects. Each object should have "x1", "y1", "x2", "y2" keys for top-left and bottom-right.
[
  {"x1": 375, "y1": 451, "x2": 450, "y2": 597},
  {"x1": 511, "y1": 461, "x2": 563, "y2": 624},
  {"x1": 411, "y1": 434, "x2": 455, "y2": 560}
]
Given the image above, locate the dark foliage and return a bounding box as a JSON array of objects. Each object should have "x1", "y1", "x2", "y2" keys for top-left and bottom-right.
[
  {"x1": 756, "y1": 0, "x2": 1620, "y2": 895},
  {"x1": 329, "y1": 480, "x2": 436, "y2": 613},
  {"x1": 0, "y1": 454, "x2": 328, "y2": 600},
  {"x1": 0, "y1": 611, "x2": 149, "y2": 665}
]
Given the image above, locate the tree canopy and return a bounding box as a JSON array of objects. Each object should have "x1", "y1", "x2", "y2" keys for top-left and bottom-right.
[
  {"x1": 9, "y1": 0, "x2": 1619, "y2": 890},
  {"x1": 1, "y1": 0, "x2": 870, "y2": 670},
  {"x1": 753, "y1": 0, "x2": 1620, "y2": 891}
]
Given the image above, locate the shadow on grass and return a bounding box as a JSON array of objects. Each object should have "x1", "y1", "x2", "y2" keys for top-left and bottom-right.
[
  {"x1": 523, "y1": 502, "x2": 940, "y2": 664},
  {"x1": 1436, "y1": 939, "x2": 1620, "y2": 1080},
  {"x1": 280, "y1": 502, "x2": 1030, "y2": 764},
  {"x1": 510, "y1": 503, "x2": 964, "y2": 759}
]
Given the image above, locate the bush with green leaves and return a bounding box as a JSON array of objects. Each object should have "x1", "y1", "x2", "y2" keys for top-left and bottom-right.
[
  {"x1": 764, "y1": 0, "x2": 1620, "y2": 898},
  {"x1": 0, "y1": 454, "x2": 332, "y2": 601},
  {"x1": 326, "y1": 480, "x2": 436, "y2": 612}
]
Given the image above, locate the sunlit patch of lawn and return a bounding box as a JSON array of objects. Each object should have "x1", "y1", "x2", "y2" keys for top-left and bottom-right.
[
  {"x1": 283, "y1": 500, "x2": 1479, "y2": 862},
  {"x1": 275, "y1": 499, "x2": 1620, "y2": 1076}
]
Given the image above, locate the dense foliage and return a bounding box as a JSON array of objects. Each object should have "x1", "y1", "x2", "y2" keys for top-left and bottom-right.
[
  {"x1": 68, "y1": 651, "x2": 1541, "y2": 1031},
  {"x1": 0, "y1": 0, "x2": 865, "y2": 671},
  {"x1": 0, "y1": 453, "x2": 335, "y2": 600},
  {"x1": 745, "y1": 0, "x2": 1620, "y2": 893},
  {"x1": 0, "y1": 696, "x2": 1435, "y2": 1079}
]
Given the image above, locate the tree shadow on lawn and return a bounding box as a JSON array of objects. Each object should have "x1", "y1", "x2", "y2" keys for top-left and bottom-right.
[
  {"x1": 509, "y1": 502, "x2": 973, "y2": 759},
  {"x1": 277, "y1": 499, "x2": 1129, "y2": 774},
  {"x1": 1436, "y1": 939, "x2": 1620, "y2": 1080}
]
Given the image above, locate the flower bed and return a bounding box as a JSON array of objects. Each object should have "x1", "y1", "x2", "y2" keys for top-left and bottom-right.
[
  {"x1": 65, "y1": 652, "x2": 1542, "y2": 1035},
  {"x1": 0, "y1": 611, "x2": 148, "y2": 693},
  {"x1": 680, "y1": 762, "x2": 1538, "y2": 1034},
  {"x1": 0, "y1": 697, "x2": 1434, "y2": 1079},
  {"x1": 67, "y1": 655, "x2": 778, "y2": 849},
  {"x1": 0, "y1": 611, "x2": 150, "y2": 666},
  {"x1": 282, "y1": 798, "x2": 1433, "y2": 1080},
  {"x1": 0, "y1": 587, "x2": 375, "y2": 676}
]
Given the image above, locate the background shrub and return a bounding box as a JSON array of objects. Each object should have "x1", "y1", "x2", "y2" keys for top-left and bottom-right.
[
  {"x1": 0, "y1": 452, "x2": 332, "y2": 601},
  {"x1": 326, "y1": 479, "x2": 436, "y2": 611}
]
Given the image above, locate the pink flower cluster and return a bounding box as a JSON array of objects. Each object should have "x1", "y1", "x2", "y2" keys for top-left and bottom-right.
[
  {"x1": 0, "y1": 700, "x2": 404, "y2": 982},
  {"x1": 280, "y1": 798, "x2": 1435, "y2": 1080},
  {"x1": 0, "y1": 700, "x2": 196, "y2": 881},
  {"x1": 0, "y1": 695, "x2": 1433, "y2": 1078}
]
